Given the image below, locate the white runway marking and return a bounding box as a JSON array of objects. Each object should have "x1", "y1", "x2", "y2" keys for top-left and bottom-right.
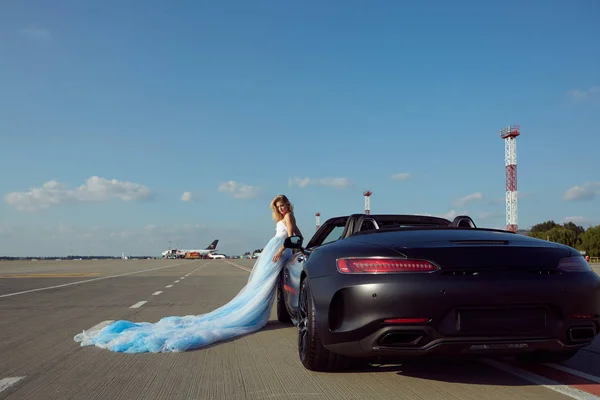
[
  {"x1": 483, "y1": 359, "x2": 600, "y2": 400},
  {"x1": 152, "y1": 291, "x2": 163, "y2": 296},
  {"x1": 87, "y1": 320, "x2": 115, "y2": 332},
  {"x1": 545, "y1": 363, "x2": 600, "y2": 384},
  {"x1": 224, "y1": 260, "x2": 252, "y2": 272},
  {"x1": 165, "y1": 285, "x2": 173, "y2": 288},
  {"x1": 77, "y1": 320, "x2": 115, "y2": 337},
  {"x1": 174, "y1": 280, "x2": 180, "y2": 283},
  {"x1": 180, "y1": 277, "x2": 185, "y2": 279},
  {"x1": 129, "y1": 301, "x2": 147, "y2": 309},
  {"x1": 0, "y1": 377, "x2": 25, "y2": 394},
  {"x1": 0, "y1": 262, "x2": 193, "y2": 299}
]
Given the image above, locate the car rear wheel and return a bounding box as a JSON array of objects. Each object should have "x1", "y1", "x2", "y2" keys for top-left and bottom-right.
[
  {"x1": 276, "y1": 278, "x2": 292, "y2": 324},
  {"x1": 297, "y1": 278, "x2": 358, "y2": 372}
]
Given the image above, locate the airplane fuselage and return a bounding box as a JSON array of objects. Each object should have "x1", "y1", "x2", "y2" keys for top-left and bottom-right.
[{"x1": 161, "y1": 239, "x2": 219, "y2": 258}]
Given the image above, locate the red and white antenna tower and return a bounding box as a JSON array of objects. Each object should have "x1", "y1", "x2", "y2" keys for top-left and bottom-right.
[
  {"x1": 500, "y1": 125, "x2": 520, "y2": 232},
  {"x1": 315, "y1": 212, "x2": 321, "y2": 231},
  {"x1": 363, "y1": 190, "x2": 372, "y2": 215}
]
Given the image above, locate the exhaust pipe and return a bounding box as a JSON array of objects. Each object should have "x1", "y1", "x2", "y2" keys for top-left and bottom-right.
[
  {"x1": 569, "y1": 326, "x2": 596, "y2": 342},
  {"x1": 378, "y1": 331, "x2": 425, "y2": 347}
]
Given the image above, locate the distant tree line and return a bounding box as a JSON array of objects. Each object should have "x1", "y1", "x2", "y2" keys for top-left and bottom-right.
[{"x1": 526, "y1": 221, "x2": 600, "y2": 257}]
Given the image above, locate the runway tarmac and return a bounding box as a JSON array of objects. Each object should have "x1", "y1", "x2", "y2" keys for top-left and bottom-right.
[{"x1": 1, "y1": 259, "x2": 600, "y2": 400}]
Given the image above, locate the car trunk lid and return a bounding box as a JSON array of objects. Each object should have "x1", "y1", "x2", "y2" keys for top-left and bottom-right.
[{"x1": 350, "y1": 229, "x2": 571, "y2": 270}]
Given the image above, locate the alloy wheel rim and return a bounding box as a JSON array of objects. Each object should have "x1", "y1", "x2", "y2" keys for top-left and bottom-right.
[{"x1": 298, "y1": 283, "x2": 308, "y2": 360}]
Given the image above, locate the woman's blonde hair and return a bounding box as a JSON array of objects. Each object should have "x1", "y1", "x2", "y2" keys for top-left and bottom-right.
[{"x1": 270, "y1": 194, "x2": 293, "y2": 222}]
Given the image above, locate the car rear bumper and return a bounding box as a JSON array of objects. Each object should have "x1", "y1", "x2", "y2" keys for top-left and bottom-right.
[
  {"x1": 324, "y1": 327, "x2": 595, "y2": 358},
  {"x1": 308, "y1": 271, "x2": 600, "y2": 358}
]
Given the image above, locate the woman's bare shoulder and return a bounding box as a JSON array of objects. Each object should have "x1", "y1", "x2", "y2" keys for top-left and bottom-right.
[{"x1": 284, "y1": 212, "x2": 296, "y2": 221}]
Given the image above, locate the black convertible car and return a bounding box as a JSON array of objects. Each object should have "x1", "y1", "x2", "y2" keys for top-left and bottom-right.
[{"x1": 276, "y1": 213, "x2": 600, "y2": 372}]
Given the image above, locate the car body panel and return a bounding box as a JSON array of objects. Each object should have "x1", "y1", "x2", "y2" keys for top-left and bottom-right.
[
  {"x1": 278, "y1": 213, "x2": 600, "y2": 360},
  {"x1": 281, "y1": 251, "x2": 305, "y2": 321}
]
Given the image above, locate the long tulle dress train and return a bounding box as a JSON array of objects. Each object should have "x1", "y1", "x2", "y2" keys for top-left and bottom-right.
[{"x1": 73, "y1": 225, "x2": 292, "y2": 353}]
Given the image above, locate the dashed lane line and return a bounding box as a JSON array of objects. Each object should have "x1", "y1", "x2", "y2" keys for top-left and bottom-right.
[
  {"x1": 128, "y1": 263, "x2": 208, "y2": 309},
  {"x1": 129, "y1": 301, "x2": 147, "y2": 309},
  {"x1": 0, "y1": 377, "x2": 25, "y2": 394},
  {"x1": 0, "y1": 261, "x2": 195, "y2": 299}
]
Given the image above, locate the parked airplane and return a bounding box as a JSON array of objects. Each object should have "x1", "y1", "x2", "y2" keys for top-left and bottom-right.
[{"x1": 161, "y1": 239, "x2": 219, "y2": 258}]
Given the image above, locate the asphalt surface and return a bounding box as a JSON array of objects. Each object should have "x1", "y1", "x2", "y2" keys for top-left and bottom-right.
[{"x1": 1, "y1": 259, "x2": 600, "y2": 400}]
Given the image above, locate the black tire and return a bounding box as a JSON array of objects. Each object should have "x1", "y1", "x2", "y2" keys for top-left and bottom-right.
[
  {"x1": 516, "y1": 349, "x2": 580, "y2": 364},
  {"x1": 276, "y1": 278, "x2": 292, "y2": 324},
  {"x1": 297, "y1": 278, "x2": 357, "y2": 372}
]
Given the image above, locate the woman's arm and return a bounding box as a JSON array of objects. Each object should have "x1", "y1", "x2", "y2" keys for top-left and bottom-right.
[
  {"x1": 290, "y1": 213, "x2": 303, "y2": 238},
  {"x1": 284, "y1": 213, "x2": 295, "y2": 237},
  {"x1": 286, "y1": 213, "x2": 304, "y2": 241}
]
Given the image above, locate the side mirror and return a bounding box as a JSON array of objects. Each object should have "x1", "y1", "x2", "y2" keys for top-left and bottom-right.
[{"x1": 284, "y1": 235, "x2": 303, "y2": 249}]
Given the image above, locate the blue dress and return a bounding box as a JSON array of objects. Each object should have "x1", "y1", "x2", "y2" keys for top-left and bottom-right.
[{"x1": 73, "y1": 221, "x2": 292, "y2": 353}]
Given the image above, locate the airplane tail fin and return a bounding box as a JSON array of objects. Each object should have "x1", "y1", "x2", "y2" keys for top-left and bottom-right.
[{"x1": 205, "y1": 239, "x2": 218, "y2": 250}]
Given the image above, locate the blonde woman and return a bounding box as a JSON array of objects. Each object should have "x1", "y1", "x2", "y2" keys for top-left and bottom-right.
[
  {"x1": 74, "y1": 194, "x2": 304, "y2": 353},
  {"x1": 270, "y1": 194, "x2": 303, "y2": 262}
]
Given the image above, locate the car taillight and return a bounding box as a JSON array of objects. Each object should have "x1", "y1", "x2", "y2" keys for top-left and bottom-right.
[
  {"x1": 572, "y1": 313, "x2": 596, "y2": 319},
  {"x1": 336, "y1": 258, "x2": 439, "y2": 274},
  {"x1": 384, "y1": 318, "x2": 430, "y2": 324},
  {"x1": 557, "y1": 256, "x2": 592, "y2": 272}
]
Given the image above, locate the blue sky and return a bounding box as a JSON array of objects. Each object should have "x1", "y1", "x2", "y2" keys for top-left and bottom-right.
[{"x1": 1, "y1": 0, "x2": 599, "y2": 257}]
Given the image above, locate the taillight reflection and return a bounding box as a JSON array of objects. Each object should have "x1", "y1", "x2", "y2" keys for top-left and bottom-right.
[
  {"x1": 384, "y1": 318, "x2": 430, "y2": 324},
  {"x1": 336, "y1": 258, "x2": 439, "y2": 274},
  {"x1": 557, "y1": 256, "x2": 593, "y2": 272}
]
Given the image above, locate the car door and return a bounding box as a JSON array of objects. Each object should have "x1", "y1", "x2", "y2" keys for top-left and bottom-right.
[{"x1": 282, "y1": 218, "x2": 349, "y2": 319}]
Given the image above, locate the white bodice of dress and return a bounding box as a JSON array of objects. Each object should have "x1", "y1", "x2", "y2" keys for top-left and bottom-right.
[{"x1": 275, "y1": 220, "x2": 288, "y2": 238}]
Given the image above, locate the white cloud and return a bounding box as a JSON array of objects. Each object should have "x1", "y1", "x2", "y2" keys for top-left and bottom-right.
[
  {"x1": 20, "y1": 27, "x2": 51, "y2": 40},
  {"x1": 563, "y1": 182, "x2": 600, "y2": 201},
  {"x1": 288, "y1": 177, "x2": 352, "y2": 189},
  {"x1": 391, "y1": 172, "x2": 411, "y2": 181},
  {"x1": 454, "y1": 192, "x2": 483, "y2": 207},
  {"x1": 181, "y1": 191, "x2": 194, "y2": 202},
  {"x1": 478, "y1": 211, "x2": 503, "y2": 220},
  {"x1": 567, "y1": 86, "x2": 600, "y2": 102},
  {"x1": 561, "y1": 216, "x2": 588, "y2": 225},
  {"x1": 218, "y1": 181, "x2": 260, "y2": 199},
  {"x1": 4, "y1": 176, "x2": 152, "y2": 211},
  {"x1": 440, "y1": 209, "x2": 466, "y2": 220}
]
